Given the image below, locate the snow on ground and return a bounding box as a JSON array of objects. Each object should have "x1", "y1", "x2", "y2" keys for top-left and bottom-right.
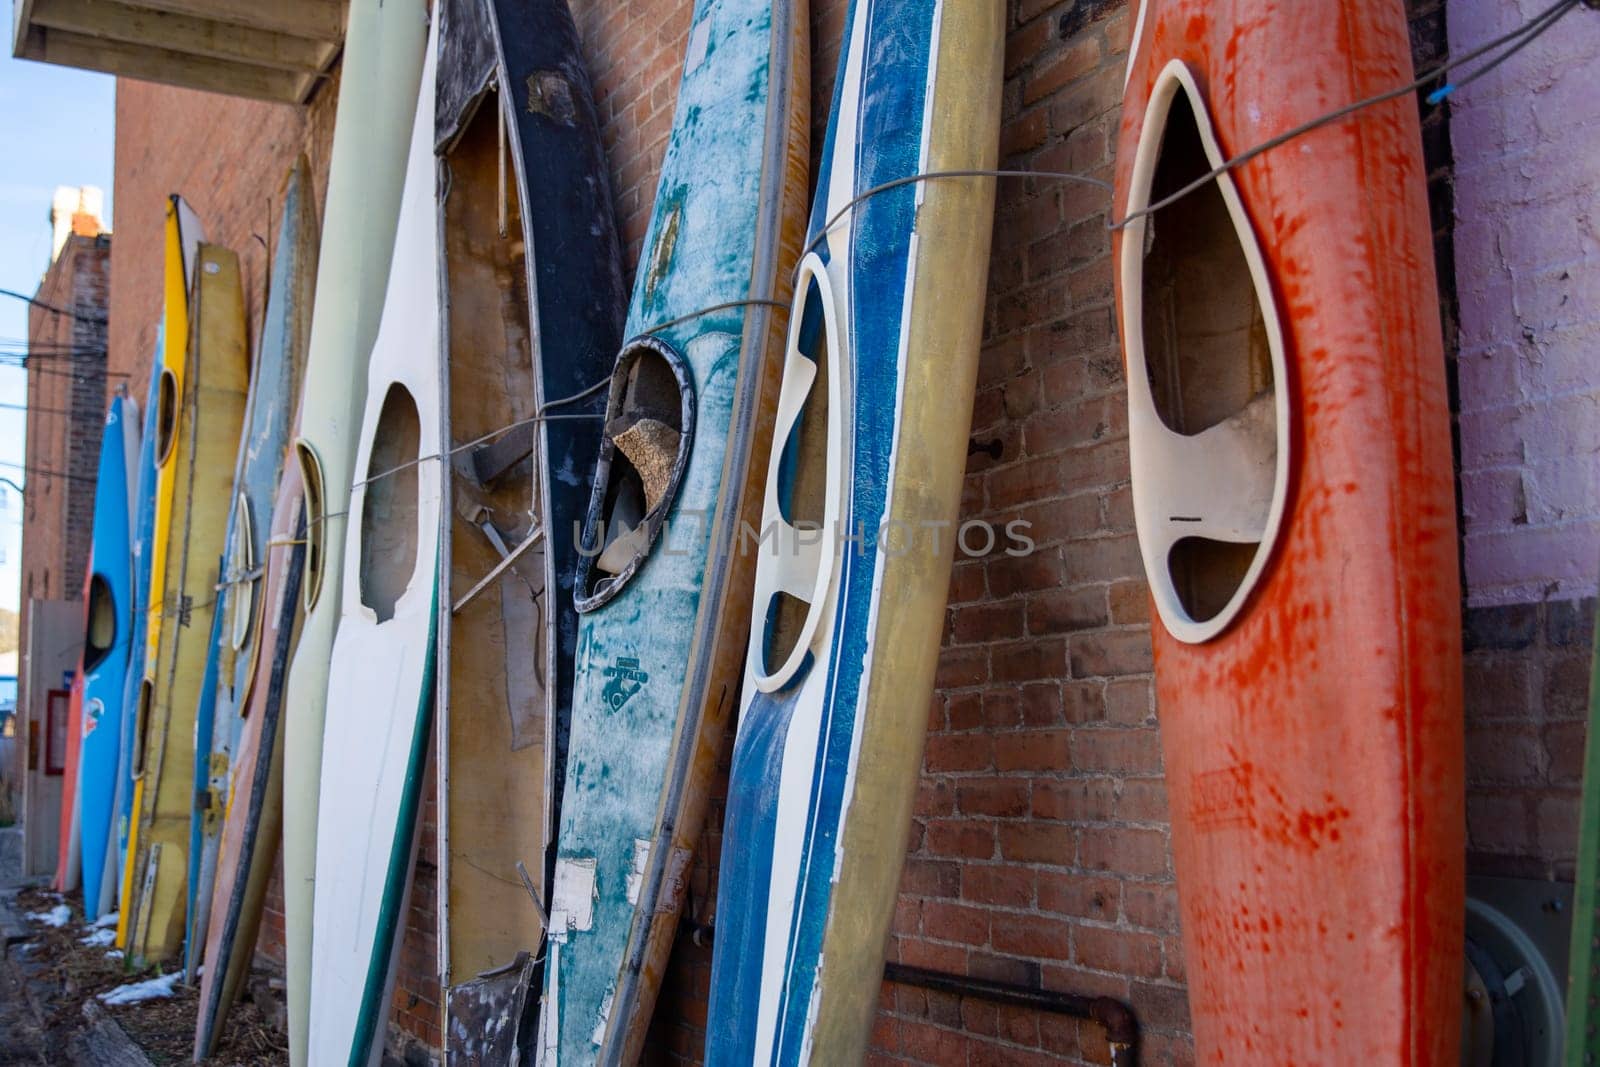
[
  {"x1": 79, "y1": 927, "x2": 114, "y2": 947},
  {"x1": 98, "y1": 971, "x2": 182, "y2": 1005},
  {"x1": 93, "y1": 912, "x2": 117, "y2": 928},
  {"x1": 25, "y1": 905, "x2": 70, "y2": 928}
]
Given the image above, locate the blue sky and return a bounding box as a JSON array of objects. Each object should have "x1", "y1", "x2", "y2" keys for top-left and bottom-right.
[{"x1": 0, "y1": 55, "x2": 115, "y2": 611}]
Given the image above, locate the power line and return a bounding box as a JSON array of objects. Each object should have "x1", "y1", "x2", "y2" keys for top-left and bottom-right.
[{"x1": 0, "y1": 288, "x2": 108, "y2": 326}]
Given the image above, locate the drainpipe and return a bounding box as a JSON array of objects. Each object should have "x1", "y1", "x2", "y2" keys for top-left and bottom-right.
[{"x1": 882, "y1": 962, "x2": 1139, "y2": 1067}]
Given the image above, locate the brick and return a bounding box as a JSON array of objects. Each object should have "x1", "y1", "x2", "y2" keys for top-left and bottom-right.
[
  {"x1": 1547, "y1": 721, "x2": 1587, "y2": 784},
  {"x1": 958, "y1": 778, "x2": 1032, "y2": 818},
  {"x1": 1123, "y1": 882, "x2": 1180, "y2": 931},
  {"x1": 951, "y1": 600, "x2": 1027, "y2": 645},
  {"x1": 1463, "y1": 603, "x2": 1539, "y2": 651},
  {"x1": 1036, "y1": 871, "x2": 1120, "y2": 919},
  {"x1": 1027, "y1": 585, "x2": 1109, "y2": 635},
  {"x1": 924, "y1": 733, "x2": 994, "y2": 774},
  {"x1": 1466, "y1": 724, "x2": 1545, "y2": 783},
  {"x1": 1069, "y1": 629, "x2": 1154, "y2": 678},
  {"x1": 996, "y1": 729, "x2": 1073, "y2": 772},
  {"x1": 1115, "y1": 777, "x2": 1170, "y2": 823},
  {"x1": 992, "y1": 638, "x2": 1068, "y2": 683},
  {"x1": 1070, "y1": 725, "x2": 1161, "y2": 774},
  {"x1": 1467, "y1": 791, "x2": 1532, "y2": 855},
  {"x1": 999, "y1": 822, "x2": 1076, "y2": 864},
  {"x1": 1536, "y1": 790, "x2": 1581, "y2": 859},
  {"x1": 926, "y1": 819, "x2": 998, "y2": 861},
  {"x1": 1033, "y1": 777, "x2": 1115, "y2": 822},
  {"x1": 922, "y1": 902, "x2": 992, "y2": 948},
  {"x1": 1024, "y1": 37, "x2": 1103, "y2": 105},
  {"x1": 991, "y1": 913, "x2": 1074, "y2": 960},
  {"x1": 1131, "y1": 980, "x2": 1193, "y2": 1033},
  {"x1": 1547, "y1": 597, "x2": 1597, "y2": 647},
  {"x1": 987, "y1": 547, "x2": 1066, "y2": 598},
  {"x1": 1104, "y1": 677, "x2": 1153, "y2": 725},
  {"x1": 1543, "y1": 651, "x2": 1594, "y2": 720},
  {"x1": 1075, "y1": 925, "x2": 1164, "y2": 979},
  {"x1": 962, "y1": 864, "x2": 1035, "y2": 909},
  {"x1": 1079, "y1": 826, "x2": 1169, "y2": 877},
  {"x1": 1009, "y1": 493, "x2": 1103, "y2": 549}
]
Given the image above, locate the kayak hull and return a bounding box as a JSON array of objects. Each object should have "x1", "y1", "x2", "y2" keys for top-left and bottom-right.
[
  {"x1": 125, "y1": 243, "x2": 249, "y2": 966},
  {"x1": 185, "y1": 158, "x2": 315, "y2": 985},
  {"x1": 1113, "y1": 2, "x2": 1464, "y2": 1061},
  {"x1": 538, "y1": 0, "x2": 809, "y2": 1060},
  {"x1": 77, "y1": 396, "x2": 141, "y2": 920},
  {"x1": 195, "y1": 463, "x2": 305, "y2": 1059},
  {"x1": 706, "y1": 1, "x2": 1002, "y2": 1061},
  {"x1": 118, "y1": 197, "x2": 203, "y2": 950},
  {"x1": 308, "y1": 15, "x2": 443, "y2": 1064},
  {"x1": 278, "y1": 3, "x2": 428, "y2": 1059}
]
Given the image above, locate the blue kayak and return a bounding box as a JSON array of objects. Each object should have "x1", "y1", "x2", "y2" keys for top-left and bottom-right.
[{"x1": 78, "y1": 394, "x2": 142, "y2": 921}]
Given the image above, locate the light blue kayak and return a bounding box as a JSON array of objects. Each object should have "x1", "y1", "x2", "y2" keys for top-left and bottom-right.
[
  {"x1": 184, "y1": 159, "x2": 315, "y2": 984},
  {"x1": 705, "y1": 0, "x2": 1003, "y2": 1062},
  {"x1": 537, "y1": 0, "x2": 808, "y2": 1060},
  {"x1": 78, "y1": 394, "x2": 142, "y2": 921}
]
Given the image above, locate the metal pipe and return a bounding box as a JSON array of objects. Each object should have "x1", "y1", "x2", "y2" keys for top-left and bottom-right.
[
  {"x1": 883, "y1": 962, "x2": 1139, "y2": 1067},
  {"x1": 674, "y1": 920, "x2": 1139, "y2": 1065}
]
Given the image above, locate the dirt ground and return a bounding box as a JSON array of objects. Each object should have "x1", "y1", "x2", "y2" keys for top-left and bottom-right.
[{"x1": 1, "y1": 885, "x2": 287, "y2": 1067}]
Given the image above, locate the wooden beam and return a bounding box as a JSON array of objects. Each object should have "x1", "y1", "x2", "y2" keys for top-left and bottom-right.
[
  {"x1": 128, "y1": 0, "x2": 345, "y2": 41},
  {"x1": 30, "y1": 0, "x2": 338, "y2": 74},
  {"x1": 19, "y1": 26, "x2": 313, "y2": 103}
]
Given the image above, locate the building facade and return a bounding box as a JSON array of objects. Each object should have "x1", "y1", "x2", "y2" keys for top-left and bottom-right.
[
  {"x1": 20, "y1": 196, "x2": 111, "y2": 612},
  {"x1": 91, "y1": 0, "x2": 1599, "y2": 1062}
]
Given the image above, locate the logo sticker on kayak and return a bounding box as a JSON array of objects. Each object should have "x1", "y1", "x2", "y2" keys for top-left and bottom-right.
[
  {"x1": 601, "y1": 657, "x2": 649, "y2": 711},
  {"x1": 83, "y1": 697, "x2": 104, "y2": 737}
]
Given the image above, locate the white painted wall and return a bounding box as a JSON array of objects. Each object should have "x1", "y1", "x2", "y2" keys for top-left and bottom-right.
[{"x1": 1451, "y1": 0, "x2": 1600, "y2": 606}]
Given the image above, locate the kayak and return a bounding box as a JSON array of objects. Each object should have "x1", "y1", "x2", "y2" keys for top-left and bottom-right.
[
  {"x1": 114, "y1": 356, "x2": 162, "y2": 916},
  {"x1": 434, "y1": 0, "x2": 625, "y2": 1049},
  {"x1": 190, "y1": 157, "x2": 318, "y2": 1050},
  {"x1": 308, "y1": 11, "x2": 442, "y2": 1063},
  {"x1": 278, "y1": 1, "x2": 428, "y2": 1058},
  {"x1": 117, "y1": 196, "x2": 203, "y2": 950},
  {"x1": 185, "y1": 156, "x2": 316, "y2": 985},
  {"x1": 194, "y1": 462, "x2": 306, "y2": 1059},
  {"x1": 537, "y1": 0, "x2": 809, "y2": 1059},
  {"x1": 1114, "y1": 0, "x2": 1464, "y2": 1060},
  {"x1": 76, "y1": 394, "x2": 142, "y2": 922},
  {"x1": 705, "y1": 1, "x2": 1002, "y2": 1061},
  {"x1": 124, "y1": 242, "x2": 249, "y2": 966},
  {"x1": 52, "y1": 625, "x2": 84, "y2": 896}
]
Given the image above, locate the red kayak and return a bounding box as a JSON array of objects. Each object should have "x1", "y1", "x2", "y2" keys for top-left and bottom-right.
[
  {"x1": 1113, "y1": 0, "x2": 1464, "y2": 1061},
  {"x1": 53, "y1": 561, "x2": 91, "y2": 896}
]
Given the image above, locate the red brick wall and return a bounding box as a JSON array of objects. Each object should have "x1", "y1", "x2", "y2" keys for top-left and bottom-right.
[
  {"x1": 107, "y1": 79, "x2": 339, "y2": 393},
  {"x1": 20, "y1": 231, "x2": 111, "y2": 647}
]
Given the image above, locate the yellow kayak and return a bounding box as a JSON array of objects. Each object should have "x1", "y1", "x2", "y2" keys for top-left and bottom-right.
[{"x1": 116, "y1": 196, "x2": 202, "y2": 950}]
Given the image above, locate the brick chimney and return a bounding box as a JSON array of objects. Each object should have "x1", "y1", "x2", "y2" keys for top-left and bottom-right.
[{"x1": 49, "y1": 186, "x2": 105, "y2": 263}]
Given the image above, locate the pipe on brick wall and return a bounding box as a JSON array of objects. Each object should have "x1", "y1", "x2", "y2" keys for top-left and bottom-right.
[{"x1": 882, "y1": 961, "x2": 1139, "y2": 1067}]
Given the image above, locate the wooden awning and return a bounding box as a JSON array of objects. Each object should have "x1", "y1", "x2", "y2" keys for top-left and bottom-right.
[{"x1": 12, "y1": 0, "x2": 347, "y2": 104}]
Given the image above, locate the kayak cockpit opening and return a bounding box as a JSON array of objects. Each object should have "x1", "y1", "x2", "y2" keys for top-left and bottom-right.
[
  {"x1": 154, "y1": 368, "x2": 178, "y2": 466},
  {"x1": 84, "y1": 574, "x2": 116, "y2": 673},
  {"x1": 358, "y1": 383, "x2": 423, "y2": 625},
  {"x1": 1121, "y1": 60, "x2": 1290, "y2": 644},
  {"x1": 228, "y1": 493, "x2": 256, "y2": 654},
  {"x1": 574, "y1": 337, "x2": 695, "y2": 612},
  {"x1": 750, "y1": 256, "x2": 845, "y2": 693},
  {"x1": 296, "y1": 441, "x2": 326, "y2": 613}
]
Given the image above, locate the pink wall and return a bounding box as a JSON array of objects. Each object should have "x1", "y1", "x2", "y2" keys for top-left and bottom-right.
[{"x1": 1451, "y1": 0, "x2": 1600, "y2": 607}]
